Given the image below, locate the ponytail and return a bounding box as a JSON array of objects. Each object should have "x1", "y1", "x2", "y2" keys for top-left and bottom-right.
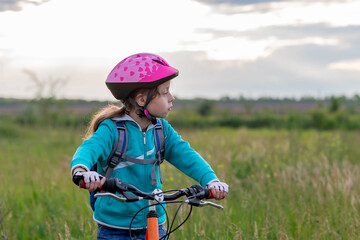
[
  {"x1": 84, "y1": 86, "x2": 160, "y2": 139},
  {"x1": 84, "y1": 104, "x2": 125, "y2": 139}
]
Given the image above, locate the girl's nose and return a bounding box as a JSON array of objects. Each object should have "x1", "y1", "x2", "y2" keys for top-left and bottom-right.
[{"x1": 169, "y1": 93, "x2": 175, "y2": 102}]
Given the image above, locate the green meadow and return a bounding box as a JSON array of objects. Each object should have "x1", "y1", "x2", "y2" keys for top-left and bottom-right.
[{"x1": 1, "y1": 115, "x2": 360, "y2": 239}]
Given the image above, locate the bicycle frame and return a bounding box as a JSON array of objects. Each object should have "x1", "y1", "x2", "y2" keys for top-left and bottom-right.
[
  {"x1": 145, "y1": 189, "x2": 164, "y2": 239},
  {"x1": 145, "y1": 199, "x2": 160, "y2": 240}
]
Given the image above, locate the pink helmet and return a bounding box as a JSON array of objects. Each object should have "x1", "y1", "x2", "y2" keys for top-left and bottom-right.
[{"x1": 106, "y1": 53, "x2": 179, "y2": 100}]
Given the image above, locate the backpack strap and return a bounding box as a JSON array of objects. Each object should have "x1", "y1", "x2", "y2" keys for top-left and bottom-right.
[
  {"x1": 105, "y1": 119, "x2": 165, "y2": 185},
  {"x1": 119, "y1": 119, "x2": 165, "y2": 185},
  {"x1": 104, "y1": 120, "x2": 128, "y2": 179},
  {"x1": 154, "y1": 119, "x2": 165, "y2": 183},
  {"x1": 121, "y1": 155, "x2": 161, "y2": 185},
  {"x1": 154, "y1": 119, "x2": 165, "y2": 161}
]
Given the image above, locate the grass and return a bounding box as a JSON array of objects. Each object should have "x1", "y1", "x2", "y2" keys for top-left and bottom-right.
[{"x1": 1, "y1": 119, "x2": 360, "y2": 239}]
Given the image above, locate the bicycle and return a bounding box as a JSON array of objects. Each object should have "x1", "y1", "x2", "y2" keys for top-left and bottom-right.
[{"x1": 73, "y1": 176, "x2": 223, "y2": 240}]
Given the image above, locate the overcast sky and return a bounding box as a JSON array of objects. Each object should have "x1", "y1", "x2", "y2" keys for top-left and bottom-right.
[{"x1": 1, "y1": 0, "x2": 360, "y2": 100}]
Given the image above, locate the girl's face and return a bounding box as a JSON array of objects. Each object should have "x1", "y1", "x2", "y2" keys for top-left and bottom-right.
[{"x1": 147, "y1": 81, "x2": 175, "y2": 119}]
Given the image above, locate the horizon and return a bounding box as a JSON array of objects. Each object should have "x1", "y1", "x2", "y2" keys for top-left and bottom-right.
[{"x1": 1, "y1": 92, "x2": 360, "y2": 102}]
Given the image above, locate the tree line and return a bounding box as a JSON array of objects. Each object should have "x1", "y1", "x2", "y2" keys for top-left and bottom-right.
[{"x1": 1, "y1": 95, "x2": 360, "y2": 130}]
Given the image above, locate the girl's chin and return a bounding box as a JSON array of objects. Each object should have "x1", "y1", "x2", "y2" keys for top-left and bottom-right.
[{"x1": 152, "y1": 113, "x2": 168, "y2": 119}]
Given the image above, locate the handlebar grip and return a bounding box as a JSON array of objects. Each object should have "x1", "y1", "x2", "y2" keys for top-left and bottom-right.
[
  {"x1": 189, "y1": 185, "x2": 214, "y2": 199},
  {"x1": 72, "y1": 174, "x2": 106, "y2": 190},
  {"x1": 100, "y1": 178, "x2": 117, "y2": 193},
  {"x1": 72, "y1": 174, "x2": 86, "y2": 188},
  {"x1": 204, "y1": 188, "x2": 214, "y2": 199}
]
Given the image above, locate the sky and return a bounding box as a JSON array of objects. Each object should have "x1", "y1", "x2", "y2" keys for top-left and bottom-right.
[{"x1": 1, "y1": 0, "x2": 360, "y2": 101}]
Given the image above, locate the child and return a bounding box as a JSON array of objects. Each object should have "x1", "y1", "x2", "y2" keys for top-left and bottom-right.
[{"x1": 71, "y1": 53, "x2": 228, "y2": 239}]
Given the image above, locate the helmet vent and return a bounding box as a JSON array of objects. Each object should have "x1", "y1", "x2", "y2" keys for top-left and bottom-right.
[{"x1": 152, "y1": 59, "x2": 165, "y2": 65}]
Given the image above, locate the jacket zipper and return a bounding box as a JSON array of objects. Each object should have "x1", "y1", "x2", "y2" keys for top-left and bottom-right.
[{"x1": 143, "y1": 132, "x2": 146, "y2": 145}]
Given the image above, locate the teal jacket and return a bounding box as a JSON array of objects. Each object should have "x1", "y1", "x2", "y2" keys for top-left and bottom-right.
[{"x1": 71, "y1": 115, "x2": 218, "y2": 229}]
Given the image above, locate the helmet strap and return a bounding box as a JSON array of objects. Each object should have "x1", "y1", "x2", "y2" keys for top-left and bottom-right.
[{"x1": 129, "y1": 88, "x2": 158, "y2": 125}]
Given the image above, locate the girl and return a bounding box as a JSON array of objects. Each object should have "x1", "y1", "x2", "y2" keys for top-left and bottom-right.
[{"x1": 71, "y1": 53, "x2": 228, "y2": 239}]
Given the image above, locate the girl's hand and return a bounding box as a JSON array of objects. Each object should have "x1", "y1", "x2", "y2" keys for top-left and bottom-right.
[
  {"x1": 73, "y1": 171, "x2": 106, "y2": 191},
  {"x1": 207, "y1": 180, "x2": 229, "y2": 200}
]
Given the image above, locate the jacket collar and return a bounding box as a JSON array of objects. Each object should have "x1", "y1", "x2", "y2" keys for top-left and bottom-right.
[{"x1": 112, "y1": 114, "x2": 156, "y2": 132}]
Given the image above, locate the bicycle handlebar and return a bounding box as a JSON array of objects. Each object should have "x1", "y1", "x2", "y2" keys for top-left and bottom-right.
[
  {"x1": 73, "y1": 175, "x2": 223, "y2": 239},
  {"x1": 72, "y1": 175, "x2": 222, "y2": 209}
]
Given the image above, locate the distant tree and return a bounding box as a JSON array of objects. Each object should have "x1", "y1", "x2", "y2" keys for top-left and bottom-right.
[
  {"x1": 22, "y1": 69, "x2": 68, "y2": 121},
  {"x1": 197, "y1": 100, "x2": 214, "y2": 116},
  {"x1": 300, "y1": 96, "x2": 317, "y2": 102},
  {"x1": 329, "y1": 96, "x2": 342, "y2": 113},
  {"x1": 220, "y1": 96, "x2": 232, "y2": 102},
  {"x1": 240, "y1": 97, "x2": 253, "y2": 115},
  {"x1": 353, "y1": 94, "x2": 360, "y2": 103},
  {"x1": 23, "y1": 69, "x2": 68, "y2": 100}
]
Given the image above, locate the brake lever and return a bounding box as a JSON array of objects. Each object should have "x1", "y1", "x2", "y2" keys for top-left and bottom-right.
[
  {"x1": 184, "y1": 198, "x2": 224, "y2": 210},
  {"x1": 122, "y1": 192, "x2": 143, "y2": 202},
  {"x1": 94, "y1": 192, "x2": 144, "y2": 203},
  {"x1": 94, "y1": 192, "x2": 127, "y2": 202},
  {"x1": 199, "y1": 200, "x2": 224, "y2": 209}
]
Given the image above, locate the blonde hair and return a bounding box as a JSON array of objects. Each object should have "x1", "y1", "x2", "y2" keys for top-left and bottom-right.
[
  {"x1": 84, "y1": 104, "x2": 125, "y2": 139},
  {"x1": 84, "y1": 87, "x2": 160, "y2": 139}
]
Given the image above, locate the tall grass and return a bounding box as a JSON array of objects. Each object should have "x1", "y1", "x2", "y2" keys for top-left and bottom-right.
[
  {"x1": 1, "y1": 118, "x2": 360, "y2": 239},
  {"x1": 0, "y1": 120, "x2": 96, "y2": 240}
]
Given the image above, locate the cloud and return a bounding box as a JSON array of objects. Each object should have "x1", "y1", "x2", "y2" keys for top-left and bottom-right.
[
  {"x1": 328, "y1": 59, "x2": 360, "y2": 71},
  {"x1": 167, "y1": 39, "x2": 360, "y2": 100},
  {"x1": 186, "y1": 0, "x2": 360, "y2": 65},
  {"x1": 176, "y1": 0, "x2": 360, "y2": 64},
  {"x1": 182, "y1": 35, "x2": 339, "y2": 62},
  {"x1": 196, "y1": 0, "x2": 348, "y2": 5},
  {"x1": 194, "y1": 0, "x2": 353, "y2": 14},
  {"x1": 0, "y1": 0, "x2": 49, "y2": 12},
  {"x1": 203, "y1": 24, "x2": 360, "y2": 41},
  {"x1": 192, "y1": 23, "x2": 360, "y2": 61}
]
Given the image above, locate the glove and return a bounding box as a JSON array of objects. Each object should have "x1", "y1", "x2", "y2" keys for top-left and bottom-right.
[
  {"x1": 207, "y1": 179, "x2": 229, "y2": 193},
  {"x1": 74, "y1": 171, "x2": 103, "y2": 183}
]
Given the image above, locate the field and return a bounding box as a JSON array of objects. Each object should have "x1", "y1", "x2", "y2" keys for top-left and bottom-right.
[{"x1": 1, "y1": 117, "x2": 360, "y2": 239}]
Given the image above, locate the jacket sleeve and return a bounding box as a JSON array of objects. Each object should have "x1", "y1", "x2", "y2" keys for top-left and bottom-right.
[
  {"x1": 70, "y1": 119, "x2": 117, "y2": 175},
  {"x1": 161, "y1": 119, "x2": 218, "y2": 187}
]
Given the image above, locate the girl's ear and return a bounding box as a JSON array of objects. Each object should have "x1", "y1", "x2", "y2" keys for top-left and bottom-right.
[{"x1": 135, "y1": 93, "x2": 147, "y2": 107}]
